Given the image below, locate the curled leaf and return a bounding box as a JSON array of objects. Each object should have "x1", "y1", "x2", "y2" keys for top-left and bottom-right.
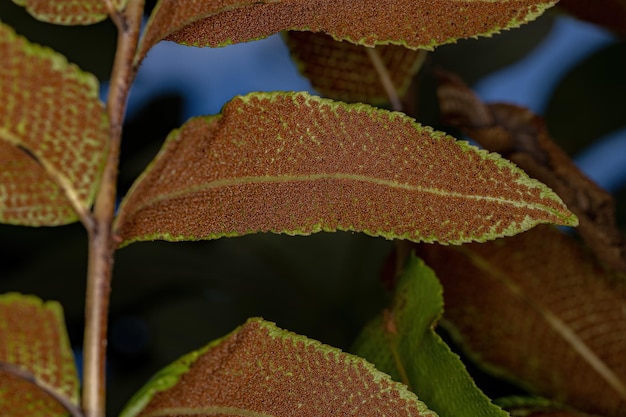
[
  {"x1": 0, "y1": 22, "x2": 109, "y2": 225},
  {"x1": 436, "y1": 70, "x2": 626, "y2": 272},
  {"x1": 10, "y1": 0, "x2": 112, "y2": 25},
  {"x1": 115, "y1": 92, "x2": 576, "y2": 247},
  {"x1": 416, "y1": 225, "x2": 626, "y2": 417},
  {"x1": 0, "y1": 293, "x2": 80, "y2": 417},
  {"x1": 285, "y1": 31, "x2": 426, "y2": 106},
  {"x1": 353, "y1": 256, "x2": 509, "y2": 417},
  {"x1": 120, "y1": 318, "x2": 437, "y2": 417},
  {"x1": 136, "y1": 0, "x2": 558, "y2": 64}
]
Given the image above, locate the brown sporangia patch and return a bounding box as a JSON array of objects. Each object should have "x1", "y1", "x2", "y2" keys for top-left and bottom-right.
[
  {"x1": 436, "y1": 70, "x2": 626, "y2": 272},
  {"x1": 114, "y1": 91, "x2": 576, "y2": 247},
  {"x1": 284, "y1": 31, "x2": 426, "y2": 106},
  {"x1": 0, "y1": 23, "x2": 109, "y2": 225},
  {"x1": 0, "y1": 294, "x2": 79, "y2": 416},
  {"x1": 136, "y1": 0, "x2": 558, "y2": 65},
  {"x1": 130, "y1": 319, "x2": 436, "y2": 417},
  {"x1": 415, "y1": 225, "x2": 626, "y2": 417},
  {"x1": 9, "y1": 0, "x2": 109, "y2": 25}
]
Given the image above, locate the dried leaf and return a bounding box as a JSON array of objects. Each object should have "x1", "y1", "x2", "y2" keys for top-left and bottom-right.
[
  {"x1": 0, "y1": 293, "x2": 80, "y2": 417},
  {"x1": 0, "y1": 22, "x2": 109, "y2": 225},
  {"x1": 136, "y1": 0, "x2": 558, "y2": 65},
  {"x1": 436, "y1": 70, "x2": 626, "y2": 272},
  {"x1": 415, "y1": 225, "x2": 626, "y2": 417},
  {"x1": 10, "y1": 0, "x2": 111, "y2": 25},
  {"x1": 557, "y1": 0, "x2": 626, "y2": 36},
  {"x1": 285, "y1": 32, "x2": 426, "y2": 106},
  {"x1": 120, "y1": 318, "x2": 437, "y2": 417},
  {"x1": 352, "y1": 256, "x2": 509, "y2": 417},
  {"x1": 114, "y1": 91, "x2": 576, "y2": 247}
]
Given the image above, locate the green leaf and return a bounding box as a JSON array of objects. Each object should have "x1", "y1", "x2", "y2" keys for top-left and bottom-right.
[
  {"x1": 136, "y1": 0, "x2": 558, "y2": 64},
  {"x1": 120, "y1": 318, "x2": 437, "y2": 417},
  {"x1": 10, "y1": 0, "x2": 113, "y2": 25},
  {"x1": 285, "y1": 31, "x2": 426, "y2": 106},
  {"x1": 352, "y1": 255, "x2": 509, "y2": 417},
  {"x1": 415, "y1": 225, "x2": 626, "y2": 417},
  {"x1": 114, "y1": 91, "x2": 576, "y2": 247},
  {"x1": 0, "y1": 22, "x2": 109, "y2": 226},
  {"x1": 0, "y1": 293, "x2": 80, "y2": 417}
]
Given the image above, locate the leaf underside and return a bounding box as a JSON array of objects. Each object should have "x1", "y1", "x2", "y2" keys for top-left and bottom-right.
[
  {"x1": 353, "y1": 256, "x2": 508, "y2": 417},
  {"x1": 114, "y1": 92, "x2": 575, "y2": 247},
  {"x1": 10, "y1": 0, "x2": 111, "y2": 25},
  {"x1": 436, "y1": 70, "x2": 626, "y2": 272},
  {"x1": 285, "y1": 31, "x2": 426, "y2": 106},
  {"x1": 415, "y1": 225, "x2": 626, "y2": 417},
  {"x1": 136, "y1": 0, "x2": 558, "y2": 64},
  {"x1": 0, "y1": 22, "x2": 109, "y2": 225},
  {"x1": 120, "y1": 318, "x2": 437, "y2": 417},
  {"x1": 0, "y1": 293, "x2": 79, "y2": 417}
]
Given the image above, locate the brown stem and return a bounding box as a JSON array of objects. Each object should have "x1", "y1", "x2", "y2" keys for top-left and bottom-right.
[
  {"x1": 365, "y1": 47, "x2": 403, "y2": 112},
  {"x1": 81, "y1": 1, "x2": 144, "y2": 417}
]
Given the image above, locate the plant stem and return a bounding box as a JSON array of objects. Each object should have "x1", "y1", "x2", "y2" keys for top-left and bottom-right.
[
  {"x1": 82, "y1": 2, "x2": 143, "y2": 417},
  {"x1": 365, "y1": 47, "x2": 403, "y2": 112}
]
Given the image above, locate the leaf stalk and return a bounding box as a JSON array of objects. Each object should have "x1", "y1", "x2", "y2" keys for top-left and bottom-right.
[{"x1": 82, "y1": 1, "x2": 144, "y2": 417}]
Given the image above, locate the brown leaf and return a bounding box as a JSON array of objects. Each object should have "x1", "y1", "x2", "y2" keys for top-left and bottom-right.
[
  {"x1": 285, "y1": 31, "x2": 426, "y2": 106},
  {"x1": 136, "y1": 0, "x2": 558, "y2": 65},
  {"x1": 415, "y1": 225, "x2": 626, "y2": 417},
  {"x1": 114, "y1": 91, "x2": 576, "y2": 247},
  {"x1": 0, "y1": 293, "x2": 80, "y2": 417},
  {"x1": 10, "y1": 0, "x2": 111, "y2": 25},
  {"x1": 557, "y1": 0, "x2": 626, "y2": 37},
  {"x1": 436, "y1": 70, "x2": 626, "y2": 273},
  {"x1": 120, "y1": 318, "x2": 437, "y2": 417},
  {"x1": 0, "y1": 22, "x2": 109, "y2": 225}
]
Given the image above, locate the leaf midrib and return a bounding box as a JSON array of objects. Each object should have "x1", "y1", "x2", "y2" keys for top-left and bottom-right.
[
  {"x1": 459, "y1": 247, "x2": 626, "y2": 401},
  {"x1": 128, "y1": 172, "x2": 557, "y2": 216}
]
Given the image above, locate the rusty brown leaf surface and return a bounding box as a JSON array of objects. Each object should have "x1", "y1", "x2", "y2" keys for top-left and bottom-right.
[
  {"x1": 285, "y1": 31, "x2": 426, "y2": 106},
  {"x1": 0, "y1": 22, "x2": 109, "y2": 226},
  {"x1": 416, "y1": 225, "x2": 626, "y2": 417},
  {"x1": 436, "y1": 71, "x2": 626, "y2": 273},
  {"x1": 10, "y1": 0, "x2": 112, "y2": 25},
  {"x1": 136, "y1": 0, "x2": 558, "y2": 65},
  {"x1": 120, "y1": 318, "x2": 437, "y2": 417},
  {"x1": 114, "y1": 91, "x2": 576, "y2": 247},
  {"x1": 0, "y1": 293, "x2": 79, "y2": 417}
]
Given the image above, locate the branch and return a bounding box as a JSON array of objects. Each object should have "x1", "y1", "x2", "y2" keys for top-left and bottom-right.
[
  {"x1": 81, "y1": 1, "x2": 144, "y2": 417},
  {"x1": 366, "y1": 47, "x2": 403, "y2": 112}
]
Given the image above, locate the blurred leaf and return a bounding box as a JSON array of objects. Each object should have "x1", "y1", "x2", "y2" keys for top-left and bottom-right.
[
  {"x1": 0, "y1": 22, "x2": 109, "y2": 225},
  {"x1": 115, "y1": 91, "x2": 576, "y2": 247},
  {"x1": 285, "y1": 31, "x2": 426, "y2": 106},
  {"x1": 353, "y1": 255, "x2": 508, "y2": 417},
  {"x1": 436, "y1": 70, "x2": 626, "y2": 272},
  {"x1": 120, "y1": 318, "x2": 437, "y2": 417},
  {"x1": 0, "y1": 293, "x2": 80, "y2": 417},
  {"x1": 557, "y1": 0, "x2": 626, "y2": 36},
  {"x1": 136, "y1": 0, "x2": 558, "y2": 64},
  {"x1": 415, "y1": 225, "x2": 626, "y2": 417},
  {"x1": 10, "y1": 0, "x2": 113, "y2": 25},
  {"x1": 497, "y1": 397, "x2": 602, "y2": 417}
]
